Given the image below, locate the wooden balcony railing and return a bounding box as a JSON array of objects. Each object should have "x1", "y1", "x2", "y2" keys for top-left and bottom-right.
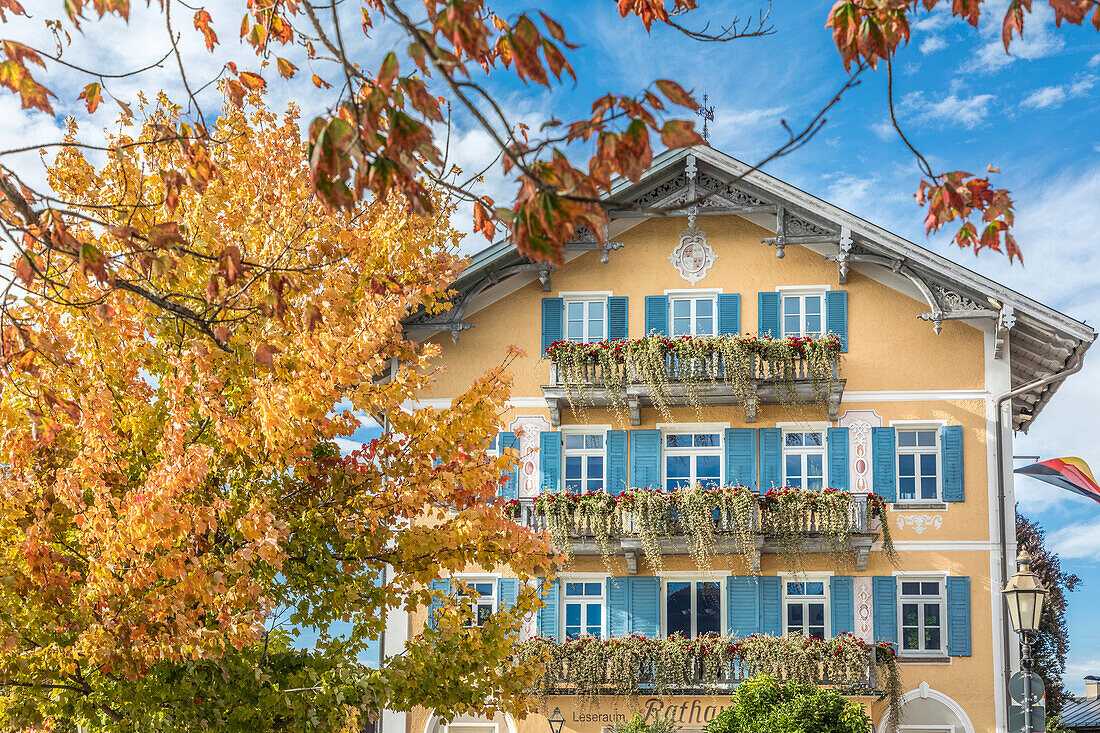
[{"x1": 543, "y1": 352, "x2": 843, "y2": 425}]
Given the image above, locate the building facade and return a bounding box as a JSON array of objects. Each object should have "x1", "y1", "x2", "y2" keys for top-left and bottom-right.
[{"x1": 384, "y1": 147, "x2": 1094, "y2": 733}]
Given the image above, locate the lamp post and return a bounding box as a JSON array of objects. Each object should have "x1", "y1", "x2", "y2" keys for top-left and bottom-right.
[
  {"x1": 547, "y1": 708, "x2": 565, "y2": 733},
  {"x1": 1002, "y1": 549, "x2": 1048, "y2": 733}
]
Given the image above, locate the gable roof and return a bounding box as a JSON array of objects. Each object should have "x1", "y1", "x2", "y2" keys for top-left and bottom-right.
[
  {"x1": 1061, "y1": 695, "x2": 1100, "y2": 729},
  {"x1": 405, "y1": 145, "x2": 1094, "y2": 432}
]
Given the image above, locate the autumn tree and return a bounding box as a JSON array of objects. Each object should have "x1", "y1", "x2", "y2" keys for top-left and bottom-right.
[
  {"x1": 1016, "y1": 512, "x2": 1082, "y2": 715},
  {"x1": 2, "y1": 2, "x2": 1099, "y2": 345},
  {"x1": 0, "y1": 94, "x2": 558, "y2": 731}
]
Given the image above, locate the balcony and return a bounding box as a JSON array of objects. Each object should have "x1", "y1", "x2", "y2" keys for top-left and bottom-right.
[
  {"x1": 542, "y1": 340, "x2": 844, "y2": 426},
  {"x1": 513, "y1": 489, "x2": 885, "y2": 572},
  {"x1": 514, "y1": 634, "x2": 895, "y2": 703}
]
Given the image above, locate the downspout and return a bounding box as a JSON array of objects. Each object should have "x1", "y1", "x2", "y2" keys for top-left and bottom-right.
[{"x1": 994, "y1": 354, "x2": 1085, "y2": 723}]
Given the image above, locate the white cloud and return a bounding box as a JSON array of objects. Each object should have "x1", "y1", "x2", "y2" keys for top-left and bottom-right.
[
  {"x1": 1021, "y1": 75, "x2": 1096, "y2": 109},
  {"x1": 919, "y1": 36, "x2": 947, "y2": 54},
  {"x1": 912, "y1": 3, "x2": 954, "y2": 32},
  {"x1": 871, "y1": 120, "x2": 895, "y2": 141},
  {"x1": 899, "y1": 90, "x2": 997, "y2": 129},
  {"x1": 1046, "y1": 521, "x2": 1100, "y2": 560},
  {"x1": 972, "y1": 1, "x2": 1066, "y2": 72},
  {"x1": 1090, "y1": 53, "x2": 1100, "y2": 68}
]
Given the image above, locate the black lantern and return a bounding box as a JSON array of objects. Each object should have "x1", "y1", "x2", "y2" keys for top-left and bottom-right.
[
  {"x1": 1002, "y1": 549, "x2": 1047, "y2": 636},
  {"x1": 548, "y1": 708, "x2": 565, "y2": 733}
]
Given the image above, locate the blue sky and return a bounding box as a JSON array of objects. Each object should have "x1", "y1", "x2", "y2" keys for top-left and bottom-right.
[{"x1": 4, "y1": 0, "x2": 1100, "y2": 694}]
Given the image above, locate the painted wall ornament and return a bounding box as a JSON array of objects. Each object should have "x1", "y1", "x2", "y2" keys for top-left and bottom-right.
[
  {"x1": 896, "y1": 514, "x2": 944, "y2": 535},
  {"x1": 509, "y1": 415, "x2": 550, "y2": 498},
  {"x1": 670, "y1": 227, "x2": 716, "y2": 285}
]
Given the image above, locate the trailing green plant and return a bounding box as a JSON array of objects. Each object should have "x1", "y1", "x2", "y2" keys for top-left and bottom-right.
[
  {"x1": 545, "y1": 334, "x2": 843, "y2": 422},
  {"x1": 530, "y1": 486, "x2": 895, "y2": 572},
  {"x1": 514, "y1": 632, "x2": 901, "y2": 721}
]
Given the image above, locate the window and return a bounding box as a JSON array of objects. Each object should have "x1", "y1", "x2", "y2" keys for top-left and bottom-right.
[
  {"x1": 783, "y1": 430, "x2": 824, "y2": 491},
  {"x1": 899, "y1": 579, "x2": 944, "y2": 654},
  {"x1": 461, "y1": 580, "x2": 496, "y2": 627},
  {"x1": 782, "y1": 292, "x2": 824, "y2": 337},
  {"x1": 565, "y1": 299, "x2": 605, "y2": 343},
  {"x1": 564, "y1": 433, "x2": 605, "y2": 494},
  {"x1": 664, "y1": 432, "x2": 721, "y2": 491},
  {"x1": 666, "y1": 580, "x2": 721, "y2": 638},
  {"x1": 897, "y1": 429, "x2": 940, "y2": 501},
  {"x1": 785, "y1": 581, "x2": 827, "y2": 639},
  {"x1": 564, "y1": 582, "x2": 603, "y2": 639},
  {"x1": 670, "y1": 296, "x2": 716, "y2": 336}
]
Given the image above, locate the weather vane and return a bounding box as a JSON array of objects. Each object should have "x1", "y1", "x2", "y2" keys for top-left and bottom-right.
[{"x1": 696, "y1": 92, "x2": 715, "y2": 141}]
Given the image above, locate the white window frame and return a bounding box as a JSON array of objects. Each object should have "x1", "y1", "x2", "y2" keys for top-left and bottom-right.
[
  {"x1": 776, "y1": 286, "x2": 829, "y2": 338},
  {"x1": 560, "y1": 575, "x2": 607, "y2": 639},
  {"x1": 661, "y1": 573, "x2": 725, "y2": 638},
  {"x1": 781, "y1": 573, "x2": 831, "y2": 639},
  {"x1": 665, "y1": 289, "x2": 720, "y2": 337},
  {"x1": 561, "y1": 426, "x2": 609, "y2": 494},
  {"x1": 779, "y1": 422, "x2": 828, "y2": 491},
  {"x1": 561, "y1": 291, "x2": 612, "y2": 344},
  {"x1": 897, "y1": 575, "x2": 948, "y2": 656},
  {"x1": 892, "y1": 420, "x2": 945, "y2": 503},
  {"x1": 454, "y1": 575, "x2": 498, "y2": 627},
  {"x1": 660, "y1": 425, "x2": 724, "y2": 492}
]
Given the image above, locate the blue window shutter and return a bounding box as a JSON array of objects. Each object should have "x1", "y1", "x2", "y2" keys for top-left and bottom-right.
[
  {"x1": 541, "y1": 297, "x2": 563, "y2": 356},
  {"x1": 724, "y1": 428, "x2": 757, "y2": 490},
  {"x1": 759, "y1": 576, "x2": 782, "y2": 636},
  {"x1": 827, "y1": 427, "x2": 849, "y2": 491},
  {"x1": 629, "y1": 577, "x2": 661, "y2": 638},
  {"x1": 609, "y1": 577, "x2": 629, "y2": 637},
  {"x1": 498, "y1": 431, "x2": 519, "y2": 500},
  {"x1": 727, "y1": 576, "x2": 760, "y2": 637},
  {"x1": 872, "y1": 427, "x2": 896, "y2": 502},
  {"x1": 608, "y1": 296, "x2": 629, "y2": 340},
  {"x1": 606, "y1": 430, "x2": 629, "y2": 495},
  {"x1": 498, "y1": 578, "x2": 519, "y2": 612},
  {"x1": 717, "y1": 293, "x2": 741, "y2": 336},
  {"x1": 825, "y1": 290, "x2": 849, "y2": 352},
  {"x1": 758, "y1": 292, "x2": 780, "y2": 337},
  {"x1": 830, "y1": 576, "x2": 854, "y2": 636},
  {"x1": 630, "y1": 429, "x2": 662, "y2": 490},
  {"x1": 758, "y1": 428, "x2": 782, "y2": 493},
  {"x1": 537, "y1": 578, "x2": 560, "y2": 640},
  {"x1": 540, "y1": 431, "x2": 562, "y2": 493},
  {"x1": 644, "y1": 295, "x2": 669, "y2": 336},
  {"x1": 428, "y1": 579, "x2": 451, "y2": 629},
  {"x1": 873, "y1": 576, "x2": 898, "y2": 646},
  {"x1": 941, "y1": 425, "x2": 965, "y2": 502},
  {"x1": 947, "y1": 576, "x2": 972, "y2": 656}
]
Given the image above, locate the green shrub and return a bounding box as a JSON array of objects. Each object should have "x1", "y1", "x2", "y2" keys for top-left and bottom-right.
[
  {"x1": 610, "y1": 714, "x2": 679, "y2": 733},
  {"x1": 704, "y1": 675, "x2": 871, "y2": 733}
]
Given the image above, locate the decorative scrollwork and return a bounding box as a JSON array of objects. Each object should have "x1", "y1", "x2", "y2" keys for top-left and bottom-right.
[
  {"x1": 631, "y1": 173, "x2": 688, "y2": 207},
  {"x1": 784, "y1": 212, "x2": 833, "y2": 237},
  {"x1": 934, "y1": 285, "x2": 986, "y2": 313}
]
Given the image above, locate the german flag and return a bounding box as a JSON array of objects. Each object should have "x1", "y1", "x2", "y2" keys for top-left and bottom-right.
[{"x1": 1015, "y1": 457, "x2": 1100, "y2": 505}]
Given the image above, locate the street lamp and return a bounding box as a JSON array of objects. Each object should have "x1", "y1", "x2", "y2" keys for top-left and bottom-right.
[
  {"x1": 1002, "y1": 549, "x2": 1048, "y2": 733},
  {"x1": 547, "y1": 708, "x2": 565, "y2": 733}
]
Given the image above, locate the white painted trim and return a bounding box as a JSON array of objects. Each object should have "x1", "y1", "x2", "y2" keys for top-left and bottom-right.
[
  {"x1": 557, "y1": 572, "x2": 611, "y2": 580},
  {"x1": 877, "y1": 684, "x2": 976, "y2": 733},
  {"x1": 657, "y1": 422, "x2": 730, "y2": 431},
  {"x1": 557, "y1": 290, "x2": 614, "y2": 298},
  {"x1": 775, "y1": 421, "x2": 830, "y2": 430},
  {"x1": 888, "y1": 541, "x2": 998, "y2": 551},
  {"x1": 659, "y1": 575, "x2": 726, "y2": 638},
  {"x1": 898, "y1": 726, "x2": 955, "y2": 733},
  {"x1": 890, "y1": 421, "x2": 946, "y2": 504},
  {"x1": 889, "y1": 419, "x2": 948, "y2": 427},
  {"x1": 778, "y1": 570, "x2": 836, "y2": 577},
  {"x1": 775, "y1": 284, "x2": 832, "y2": 292},
  {"x1": 780, "y1": 573, "x2": 832, "y2": 639},
  {"x1": 891, "y1": 570, "x2": 951, "y2": 576},
  {"x1": 664, "y1": 287, "x2": 722, "y2": 296},
  {"x1": 842, "y1": 390, "x2": 989, "y2": 402},
  {"x1": 560, "y1": 424, "x2": 611, "y2": 433}
]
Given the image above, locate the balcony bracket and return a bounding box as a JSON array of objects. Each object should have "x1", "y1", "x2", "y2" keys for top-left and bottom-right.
[
  {"x1": 855, "y1": 537, "x2": 873, "y2": 572},
  {"x1": 749, "y1": 543, "x2": 762, "y2": 574},
  {"x1": 547, "y1": 398, "x2": 562, "y2": 427},
  {"x1": 828, "y1": 385, "x2": 843, "y2": 422},
  {"x1": 628, "y1": 394, "x2": 642, "y2": 426},
  {"x1": 625, "y1": 550, "x2": 639, "y2": 575},
  {"x1": 745, "y1": 395, "x2": 758, "y2": 423}
]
